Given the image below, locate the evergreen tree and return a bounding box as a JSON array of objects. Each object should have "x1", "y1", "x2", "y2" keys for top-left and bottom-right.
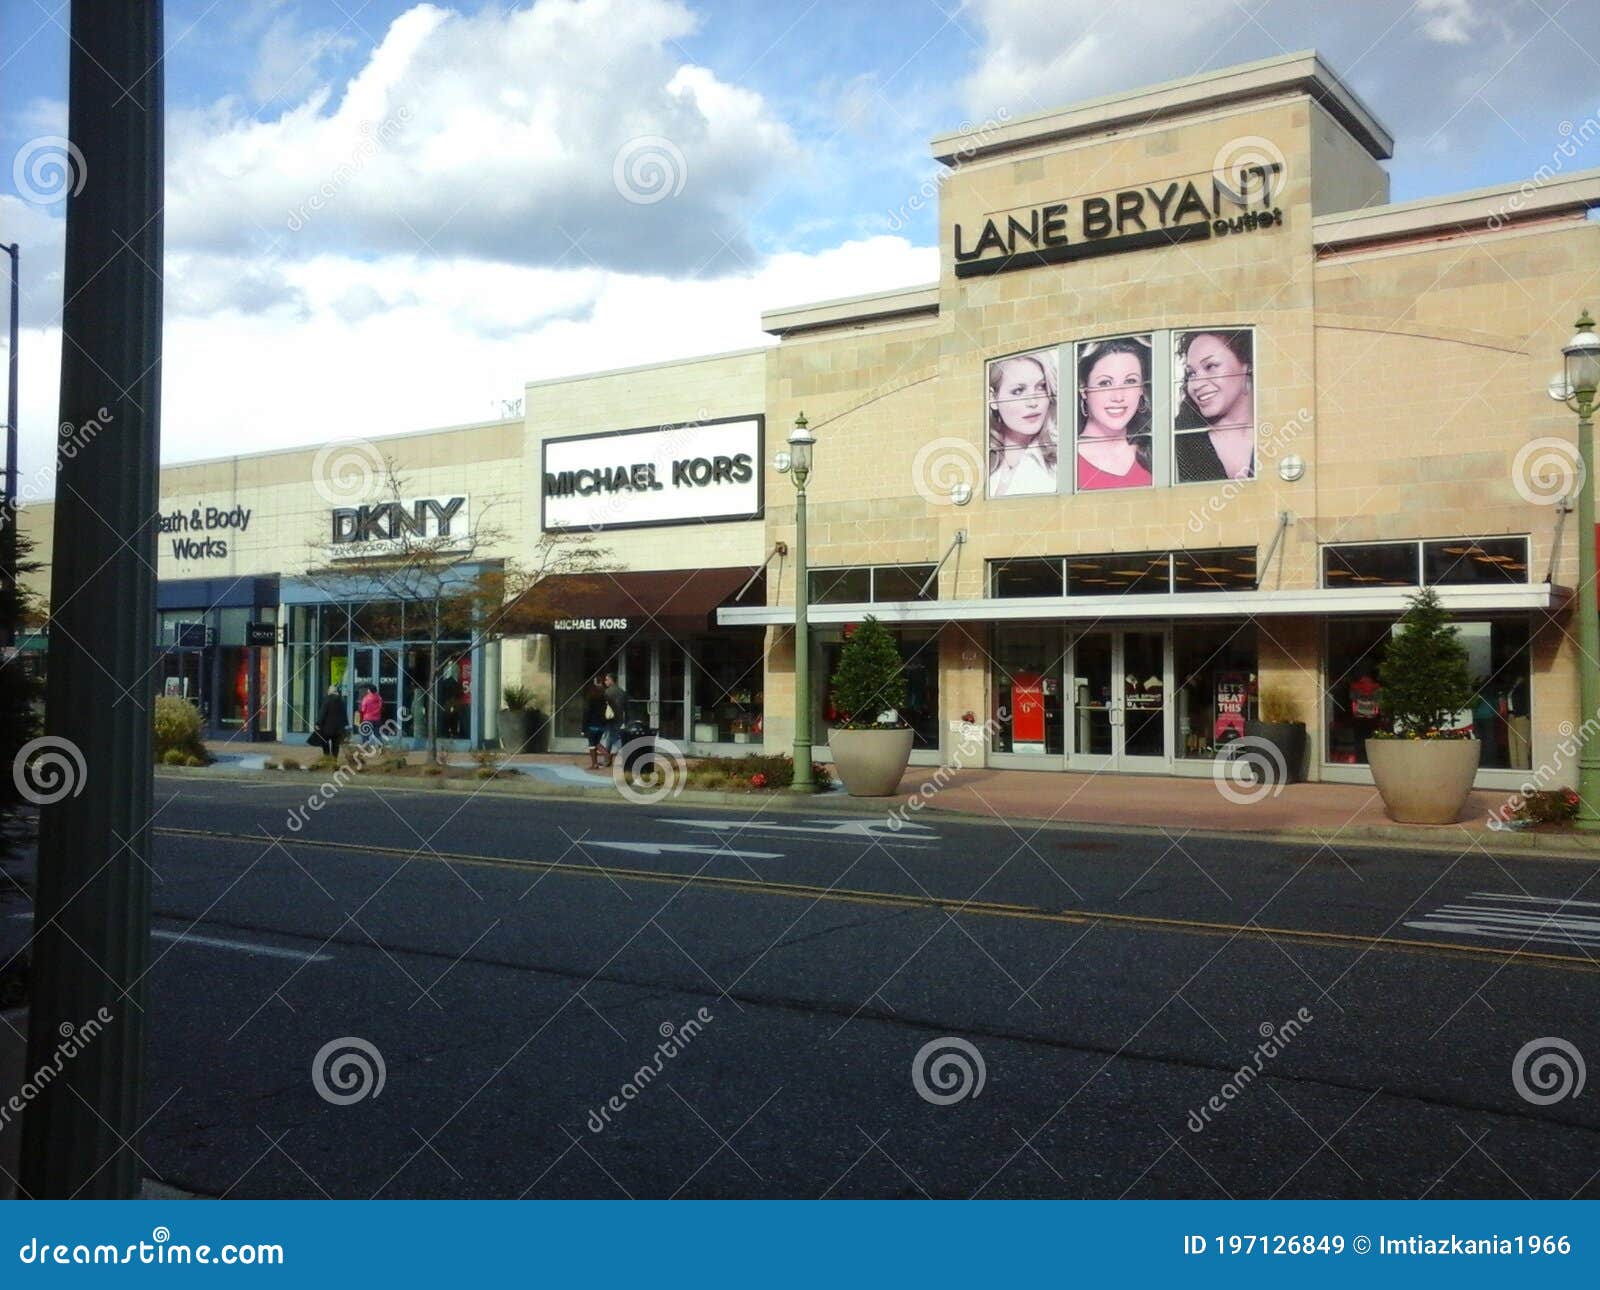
[
  {"x1": 0, "y1": 526, "x2": 44, "y2": 859},
  {"x1": 828, "y1": 615, "x2": 908, "y2": 728},
  {"x1": 1377, "y1": 587, "x2": 1473, "y2": 737}
]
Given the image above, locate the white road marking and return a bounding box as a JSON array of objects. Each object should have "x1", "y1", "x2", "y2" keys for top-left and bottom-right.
[
  {"x1": 1405, "y1": 892, "x2": 1600, "y2": 950},
  {"x1": 585, "y1": 841, "x2": 784, "y2": 861},
  {"x1": 661, "y1": 817, "x2": 934, "y2": 845},
  {"x1": 151, "y1": 929, "x2": 335, "y2": 962}
]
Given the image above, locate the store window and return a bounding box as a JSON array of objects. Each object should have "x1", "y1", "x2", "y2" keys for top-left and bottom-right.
[
  {"x1": 818, "y1": 626, "x2": 940, "y2": 750},
  {"x1": 1322, "y1": 537, "x2": 1530, "y2": 589},
  {"x1": 1174, "y1": 623, "x2": 1257, "y2": 759},
  {"x1": 1068, "y1": 552, "x2": 1170, "y2": 596},
  {"x1": 1325, "y1": 617, "x2": 1532, "y2": 770},
  {"x1": 1173, "y1": 547, "x2": 1258, "y2": 592},
  {"x1": 809, "y1": 565, "x2": 938, "y2": 604},
  {"x1": 691, "y1": 634, "x2": 764, "y2": 744},
  {"x1": 990, "y1": 558, "x2": 1066, "y2": 598},
  {"x1": 990, "y1": 624, "x2": 1065, "y2": 755}
]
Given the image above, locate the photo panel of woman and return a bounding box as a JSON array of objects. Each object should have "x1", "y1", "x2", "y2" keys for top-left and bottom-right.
[
  {"x1": 986, "y1": 347, "x2": 1059, "y2": 498},
  {"x1": 1075, "y1": 334, "x2": 1153, "y2": 491},
  {"x1": 1174, "y1": 328, "x2": 1255, "y2": 484}
]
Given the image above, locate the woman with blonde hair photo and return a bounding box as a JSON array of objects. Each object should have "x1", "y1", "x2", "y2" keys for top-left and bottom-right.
[{"x1": 986, "y1": 348, "x2": 1058, "y2": 497}]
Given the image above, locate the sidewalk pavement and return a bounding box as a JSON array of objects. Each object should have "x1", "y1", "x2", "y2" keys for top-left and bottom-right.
[{"x1": 196, "y1": 738, "x2": 1588, "y2": 859}]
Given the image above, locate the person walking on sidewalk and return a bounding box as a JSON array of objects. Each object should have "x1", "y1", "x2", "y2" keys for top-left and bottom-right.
[
  {"x1": 601, "y1": 672, "x2": 629, "y2": 768},
  {"x1": 314, "y1": 684, "x2": 347, "y2": 760},
  {"x1": 582, "y1": 677, "x2": 608, "y2": 770},
  {"x1": 358, "y1": 683, "x2": 383, "y2": 749}
]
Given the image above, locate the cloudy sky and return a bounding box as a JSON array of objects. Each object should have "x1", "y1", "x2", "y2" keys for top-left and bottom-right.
[{"x1": 1, "y1": 0, "x2": 1597, "y2": 474}]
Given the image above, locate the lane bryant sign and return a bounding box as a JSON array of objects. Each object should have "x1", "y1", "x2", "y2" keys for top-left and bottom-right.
[
  {"x1": 541, "y1": 415, "x2": 764, "y2": 533},
  {"x1": 952, "y1": 161, "x2": 1285, "y2": 279}
]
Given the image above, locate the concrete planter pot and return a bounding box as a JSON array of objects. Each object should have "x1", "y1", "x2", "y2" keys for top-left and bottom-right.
[
  {"x1": 1365, "y1": 738, "x2": 1481, "y2": 824},
  {"x1": 829, "y1": 727, "x2": 914, "y2": 797},
  {"x1": 497, "y1": 709, "x2": 531, "y2": 754},
  {"x1": 1, "y1": 1006, "x2": 25, "y2": 1199}
]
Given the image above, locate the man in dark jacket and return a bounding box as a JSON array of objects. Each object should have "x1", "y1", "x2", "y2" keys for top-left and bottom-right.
[
  {"x1": 601, "y1": 673, "x2": 628, "y2": 767},
  {"x1": 315, "y1": 685, "x2": 347, "y2": 759}
]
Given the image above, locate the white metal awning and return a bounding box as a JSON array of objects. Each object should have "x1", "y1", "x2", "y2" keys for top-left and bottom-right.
[{"x1": 717, "y1": 582, "x2": 1564, "y2": 627}]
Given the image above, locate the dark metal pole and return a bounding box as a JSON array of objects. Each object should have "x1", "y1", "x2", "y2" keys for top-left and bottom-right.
[
  {"x1": 20, "y1": 0, "x2": 163, "y2": 1199},
  {"x1": 3, "y1": 242, "x2": 17, "y2": 648}
]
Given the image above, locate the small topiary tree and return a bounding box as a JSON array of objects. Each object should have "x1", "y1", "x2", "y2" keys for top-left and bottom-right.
[
  {"x1": 1375, "y1": 587, "x2": 1474, "y2": 738},
  {"x1": 828, "y1": 615, "x2": 908, "y2": 729}
]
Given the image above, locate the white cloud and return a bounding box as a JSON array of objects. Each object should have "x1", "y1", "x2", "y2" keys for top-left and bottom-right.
[
  {"x1": 165, "y1": 0, "x2": 800, "y2": 275},
  {"x1": 250, "y1": 13, "x2": 358, "y2": 107},
  {"x1": 1415, "y1": 0, "x2": 1488, "y2": 45},
  {"x1": 959, "y1": 0, "x2": 1245, "y2": 120}
]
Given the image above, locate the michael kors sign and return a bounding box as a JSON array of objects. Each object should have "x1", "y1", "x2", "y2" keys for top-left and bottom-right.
[{"x1": 953, "y1": 162, "x2": 1285, "y2": 279}]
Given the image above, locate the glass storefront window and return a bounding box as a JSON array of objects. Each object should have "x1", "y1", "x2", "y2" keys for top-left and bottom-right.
[
  {"x1": 1173, "y1": 548, "x2": 1257, "y2": 592},
  {"x1": 811, "y1": 567, "x2": 872, "y2": 604},
  {"x1": 692, "y1": 634, "x2": 764, "y2": 744},
  {"x1": 990, "y1": 558, "x2": 1065, "y2": 598},
  {"x1": 1067, "y1": 552, "x2": 1169, "y2": 596},
  {"x1": 1322, "y1": 542, "x2": 1419, "y2": 588},
  {"x1": 1423, "y1": 537, "x2": 1529, "y2": 585},
  {"x1": 1325, "y1": 616, "x2": 1531, "y2": 770},
  {"x1": 1174, "y1": 623, "x2": 1257, "y2": 759},
  {"x1": 809, "y1": 565, "x2": 939, "y2": 603},
  {"x1": 990, "y1": 624, "x2": 1066, "y2": 755}
]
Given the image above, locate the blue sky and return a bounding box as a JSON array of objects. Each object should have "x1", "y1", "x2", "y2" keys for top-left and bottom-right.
[{"x1": 2, "y1": 0, "x2": 1598, "y2": 471}]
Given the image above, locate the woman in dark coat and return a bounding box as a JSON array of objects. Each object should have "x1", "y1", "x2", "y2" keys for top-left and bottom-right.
[
  {"x1": 314, "y1": 685, "x2": 347, "y2": 758},
  {"x1": 582, "y1": 678, "x2": 608, "y2": 769}
]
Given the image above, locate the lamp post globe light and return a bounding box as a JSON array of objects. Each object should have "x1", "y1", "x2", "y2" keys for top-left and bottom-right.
[
  {"x1": 788, "y1": 412, "x2": 816, "y2": 792},
  {"x1": 1561, "y1": 311, "x2": 1600, "y2": 828}
]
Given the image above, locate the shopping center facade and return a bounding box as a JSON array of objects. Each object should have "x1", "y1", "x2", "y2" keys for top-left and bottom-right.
[{"x1": 16, "y1": 51, "x2": 1600, "y2": 787}]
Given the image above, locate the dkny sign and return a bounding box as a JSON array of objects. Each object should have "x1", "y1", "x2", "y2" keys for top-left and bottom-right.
[{"x1": 329, "y1": 495, "x2": 470, "y2": 556}]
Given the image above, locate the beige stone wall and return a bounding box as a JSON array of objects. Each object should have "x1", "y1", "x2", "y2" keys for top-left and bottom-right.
[{"x1": 1307, "y1": 100, "x2": 1390, "y2": 216}]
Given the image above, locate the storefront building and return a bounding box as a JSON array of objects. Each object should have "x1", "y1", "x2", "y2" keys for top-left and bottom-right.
[{"x1": 722, "y1": 51, "x2": 1600, "y2": 788}]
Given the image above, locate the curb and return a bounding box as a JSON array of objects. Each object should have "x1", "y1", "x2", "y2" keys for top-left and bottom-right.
[{"x1": 157, "y1": 767, "x2": 1600, "y2": 860}]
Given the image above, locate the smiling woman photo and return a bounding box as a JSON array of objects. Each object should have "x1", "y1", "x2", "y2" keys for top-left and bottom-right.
[
  {"x1": 986, "y1": 348, "x2": 1059, "y2": 497},
  {"x1": 1174, "y1": 328, "x2": 1256, "y2": 483},
  {"x1": 1075, "y1": 335, "x2": 1153, "y2": 491}
]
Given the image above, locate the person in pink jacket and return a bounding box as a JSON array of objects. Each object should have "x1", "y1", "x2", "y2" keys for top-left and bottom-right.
[{"x1": 357, "y1": 684, "x2": 383, "y2": 748}]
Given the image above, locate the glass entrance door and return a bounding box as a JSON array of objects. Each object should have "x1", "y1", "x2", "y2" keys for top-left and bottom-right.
[
  {"x1": 1067, "y1": 628, "x2": 1171, "y2": 770},
  {"x1": 352, "y1": 646, "x2": 403, "y2": 737}
]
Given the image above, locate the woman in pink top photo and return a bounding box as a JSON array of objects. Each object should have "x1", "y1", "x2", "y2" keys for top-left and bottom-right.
[{"x1": 1075, "y1": 335, "x2": 1153, "y2": 491}]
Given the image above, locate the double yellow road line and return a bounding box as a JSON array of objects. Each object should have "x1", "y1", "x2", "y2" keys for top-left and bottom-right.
[{"x1": 155, "y1": 826, "x2": 1600, "y2": 973}]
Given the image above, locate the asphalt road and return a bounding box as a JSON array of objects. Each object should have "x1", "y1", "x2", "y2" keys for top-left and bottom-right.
[{"x1": 8, "y1": 773, "x2": 1600, "y2": 1199}]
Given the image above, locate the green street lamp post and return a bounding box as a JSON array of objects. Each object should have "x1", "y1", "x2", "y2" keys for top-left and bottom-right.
[
  {"x1": 788, "y1": 413, "x2": 816, "y2": 793},
  {"x1": 1562, "y1": 311, "x2": 1600, "y2": 829}
]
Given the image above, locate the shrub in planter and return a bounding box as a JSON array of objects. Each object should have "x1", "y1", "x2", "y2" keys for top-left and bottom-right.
[
  {"x1": 153, "y1": 695, "x2": 209, "y2": 763},
  {"x1": 828, "y1": 616, "x2": 913, "y2": 797},
  {"x1": 1366, "y1": 588, "x2": 1480, "y2": 824}
]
